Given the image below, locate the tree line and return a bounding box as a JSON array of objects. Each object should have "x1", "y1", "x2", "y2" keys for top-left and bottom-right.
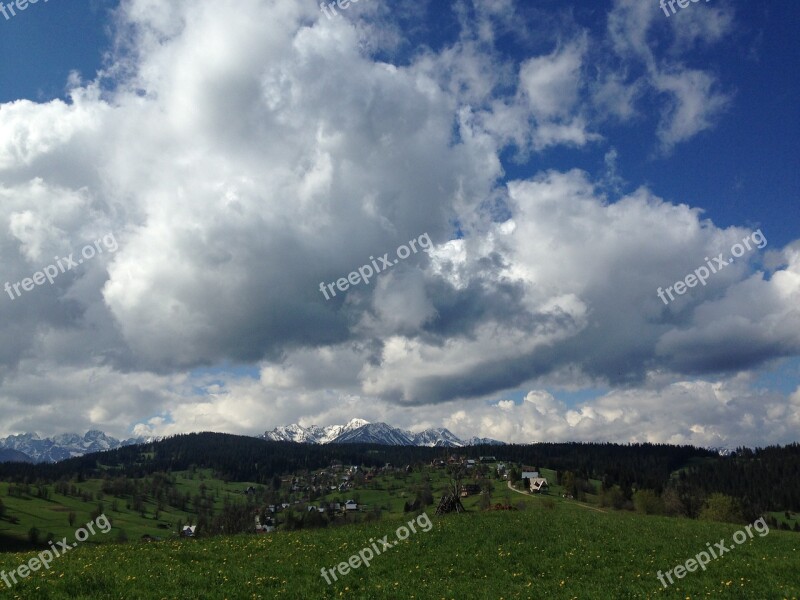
[{"x1": 0, "y1": 434, "x2": 797, "y2": 516}]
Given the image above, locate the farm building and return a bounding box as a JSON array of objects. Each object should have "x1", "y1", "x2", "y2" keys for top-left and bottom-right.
[
  {"x1": 528, "y1": 478, "x2": 549, "y2": 493},
  {"x1": 460, "y1": 484, "x2": 482, "y2": 497}
]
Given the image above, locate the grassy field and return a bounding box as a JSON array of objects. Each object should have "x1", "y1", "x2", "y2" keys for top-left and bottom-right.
[
  {"x1": 0, "y1": 493, "x2": 797, "y2": 599},
  {"x1": 0, "y1": 470, "x2": 262, "y2": 548},
  {"x1": 0, "y1": 461, "x2": 574, "y2": 549},
  {"x1": 0, "y1": 465, "x2": 511, "y2": 547},
  {"x1": 769, "y1": 510, "x2": 800, "y2": 531}
]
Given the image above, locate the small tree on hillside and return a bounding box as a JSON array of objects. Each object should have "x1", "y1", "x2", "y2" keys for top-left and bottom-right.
[
  {"x1": 699, "y1": 494, "x2": 743, "y2": 524},
  {"x1": 633, "y1": 489, "x2": 665, "y2": 515},
  {"x1": 561, "y1": 471, "x2": 576, "y2": 497},
  {"x1": 661, "y1": 487, "x2": 685, "y2": 516},
  {"x1": 28, "y1": 527, "x2": 40, "y2": 545},
  {"x1": 436, "y1": 464, "x2": 466, "y2": 515},
  {"x1": 447, "y1": 464, "x2": 465, "y2": 498},
  {"x1": 600, "y1": 487, "x2": 625, "y2": 510}
]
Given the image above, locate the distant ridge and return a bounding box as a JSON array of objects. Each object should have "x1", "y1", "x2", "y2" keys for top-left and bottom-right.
[
  {"x1": 0, "y1": 421, "x2": 505, "y2": 464},
  {"x1": 0, "y1": 431, "x2": 157, "y2": 464},
  {"x1": 261, "y1": 418, "x2": 505, "y2": 447},
  {"x1": 0, "y1": 448, "x2": 34, "y2": 463}
]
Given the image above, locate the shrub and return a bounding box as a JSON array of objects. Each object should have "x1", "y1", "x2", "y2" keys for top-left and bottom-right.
[
  {"x1": 28, "y1": 527, "x2": 40, "y2": 545},
  {"x1": 699, "y1": 494, "x2": 744, "y2": 524},
  {"x1": 633, "y1": 489, "x2": 665, "y2": 515}
]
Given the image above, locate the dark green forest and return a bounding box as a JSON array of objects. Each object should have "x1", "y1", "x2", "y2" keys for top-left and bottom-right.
[{"x1": 0, "y1": 434, "x2": 798, "y2": 518}]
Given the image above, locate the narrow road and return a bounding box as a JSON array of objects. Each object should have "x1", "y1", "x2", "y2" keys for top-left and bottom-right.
[
  {"x1": 506, "y1": 479, "x2": 528, "y2": 496},
  {"x1": 506, "y1": 480, "x2": 607, "y2": 513}
]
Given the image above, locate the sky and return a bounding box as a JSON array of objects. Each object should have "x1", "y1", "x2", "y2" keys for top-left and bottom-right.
[{"x1": 0, "y1": 0, "x2": 798, "y2": 448}]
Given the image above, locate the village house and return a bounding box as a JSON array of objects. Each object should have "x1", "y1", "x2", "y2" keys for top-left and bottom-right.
[
  {"x1": 528, "y1": 478, "x2": 549, "y2": 493},
  {"x1": 255, "y1": 515, "x2": 276, "y2": 533},
  {"x1": 460, "y1": 484, "x2": 481, "y2": 497}
]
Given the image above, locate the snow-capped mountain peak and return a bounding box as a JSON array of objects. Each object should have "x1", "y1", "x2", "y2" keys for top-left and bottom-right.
[
  {"x1": 0, "y1": 430, "x2": 152, "y2": 463},
  {"x1": 343, "y1": 418, "x2": 370, "y2": 431},
  {"x1": 261, "y1": 423, "x2": 320, "y2": 444},
  {"x1": 261, "y1": 419, "x2": 505, "y2": 447},
  {"x1": 262, "y1": 418, "x2": 375, "y2": 444},
  {"x1": 333, "y1": 422, "x2": 414, "y2": 445},
  {"x1": 412, "y1": 428, "x2": 466, "y2": 447}
]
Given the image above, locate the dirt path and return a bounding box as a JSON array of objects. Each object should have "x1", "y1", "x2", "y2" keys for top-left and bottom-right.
[
  {"x1": 506, "y1": 480, "x2": 528, "y2": 495},
  {"x1": 506, "y1": 480, "x2": 607, "y2": 513}
]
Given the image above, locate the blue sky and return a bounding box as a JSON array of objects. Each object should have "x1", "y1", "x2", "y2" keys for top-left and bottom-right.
[
  {"x1": 0, "y1": 0, "x2": 115, "y2": 102},
  {"x1": 0, "y1": 0, "x2": 798, "y2": 447}
]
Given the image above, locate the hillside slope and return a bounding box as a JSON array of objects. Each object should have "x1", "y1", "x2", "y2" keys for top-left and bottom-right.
[{"x1": 0, "y1": 497, "x2": 797, "y2": 599}]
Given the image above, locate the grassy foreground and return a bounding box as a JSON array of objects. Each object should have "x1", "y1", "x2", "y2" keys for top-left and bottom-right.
[{"x1": 0, "y1": 498, "x2": 798, "y2": 599}]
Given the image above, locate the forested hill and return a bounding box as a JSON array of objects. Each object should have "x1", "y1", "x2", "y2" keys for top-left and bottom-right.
[
  {"x1": 677, "y1": 443, "x2": 800, "y2": 514},
  {"x1": 0, "y1": 434, "x2": 798, "y2": 514},
  {"x1": 0, "y1": 432, "x2": 710, "y2": 488}
]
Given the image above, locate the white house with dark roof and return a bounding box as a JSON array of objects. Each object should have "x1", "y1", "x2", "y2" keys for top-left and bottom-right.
[
  {"x1": 181, "y1": 525, "x2": 196, "y2": 537},
  {"x1": 528, "y1": 478, "x2": 549, "y2": 493}
]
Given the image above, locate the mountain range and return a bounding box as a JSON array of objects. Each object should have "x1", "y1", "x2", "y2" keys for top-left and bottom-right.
[
  {"x1": 0, "y1": 430, "x2": 151, "y2": 464},
  {"x1": 261, "y1": 418, "x2": 504, "y2": 447},
  {"x1": 0, "y1": 420, "x2": 504, "y2": 464}
]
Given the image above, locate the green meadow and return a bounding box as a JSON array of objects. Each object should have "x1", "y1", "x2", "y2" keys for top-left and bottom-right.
[
  {"x1": 0, "y1": 470, "x2": 263, "y2": 548},
  {"x1": 0, "y1": 493, "x2": 797, "y2": 599}
]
